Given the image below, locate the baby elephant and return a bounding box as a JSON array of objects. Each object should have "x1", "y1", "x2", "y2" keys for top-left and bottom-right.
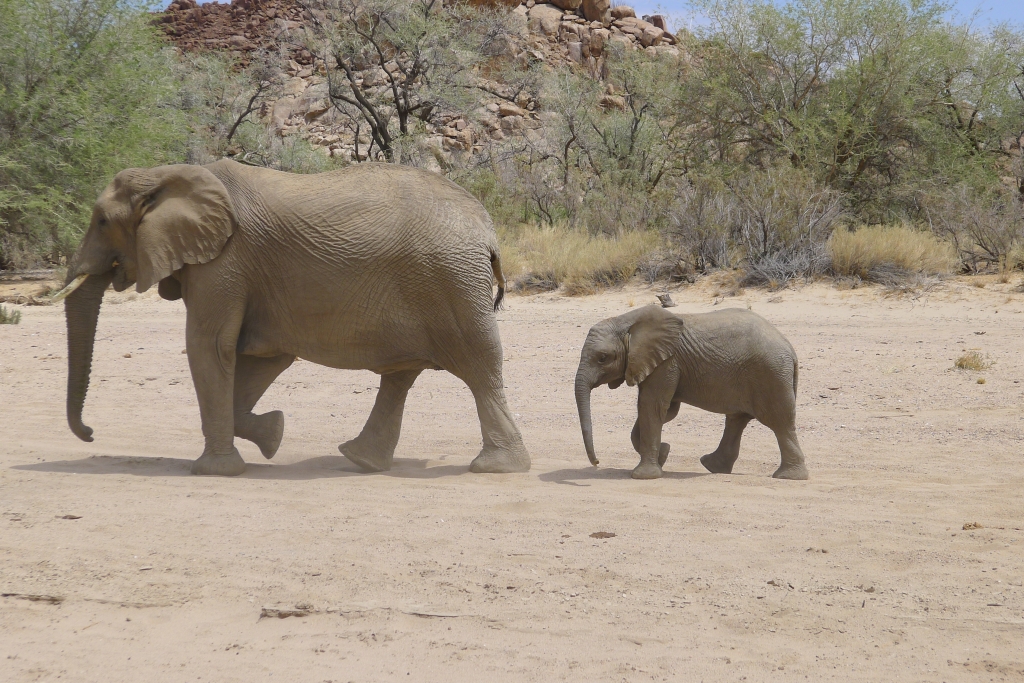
[{"x1": 574, "y1": 305, "x2": 808, "y2": 480}]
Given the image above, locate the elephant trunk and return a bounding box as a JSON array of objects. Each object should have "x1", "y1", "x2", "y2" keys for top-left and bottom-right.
[
  {"x1": 64, "y1": 270, "x2": 114, "y2": 442},
  {"x1": 575, "y1": 368, "x2": 599, "y2": 466}
]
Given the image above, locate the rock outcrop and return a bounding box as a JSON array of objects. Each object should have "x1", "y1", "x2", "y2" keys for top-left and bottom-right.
[
  {"x1": 156, "y1": 0, "x2": 683, "y2": 165},
  {"x1": 159, "y1": 0, "x2": 314, "y2": 67}
]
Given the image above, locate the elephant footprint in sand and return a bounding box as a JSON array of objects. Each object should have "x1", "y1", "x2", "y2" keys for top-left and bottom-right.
[
  {"x1": 574, "y1": 305, "x2": 809, "y2": 480},
  {"x1": 59, "y1": 160, "x2": 530, "y2": 476}
]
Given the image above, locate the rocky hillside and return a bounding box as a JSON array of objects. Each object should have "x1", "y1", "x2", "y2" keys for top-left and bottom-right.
[{"x1": 157, "y1": 0, "x2": 683, "y2": 164}]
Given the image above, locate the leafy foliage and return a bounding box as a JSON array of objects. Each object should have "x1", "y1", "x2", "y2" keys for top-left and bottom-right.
[
  {"x1": 0, "y1": 0, "x2": 186, "y2": 268},
  {"x1": 300, "y1": 0, "x2": 520, "y2": 161}
]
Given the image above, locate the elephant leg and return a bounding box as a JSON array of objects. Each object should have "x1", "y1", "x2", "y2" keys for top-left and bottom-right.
[
  {"x1": 665, "y1": 400, "x2": 681, "y2": 423},
  {"x1": 631, "y1": 363, "x2": 678, "y2": 480},
  {"x1": 339, "y1": 370, "x2": 421, "y2": 473},
  {"x1": 656, "y1": 401, "x2": 679, "y2": 467},
  {"x1": 630, "y1": 394, "x2": 668, "y2": 480},
  {"x1": 465, "y1": 378, "x2": 531, "y2": 474},
  {"x1": 771, "y1": 425, "x2": 809, "y2": 480},
  {"x1": 186, "y1": 308, "x2": 245, "y2": 476},
  {"x1": 234, "y1": 354, "x2": 295, "y2": 459},
  {"x1": 631, "y1": 421, "x2": 671, "y2": 469},
  {"x1": 700, "y1": 413, "x2": 752, "y2": 474}
]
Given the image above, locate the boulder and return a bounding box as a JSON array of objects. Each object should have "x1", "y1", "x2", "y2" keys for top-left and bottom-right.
[
  {"x1": 646, "y1": 14, "x2": 667, "y2": 30},
  {"x1": 610, "y1": 5, "x2": 635, "y2": 19},
  {"x1": 598, "y1": 94, "x2": 626, "y2": 110},
  {"x1": 500, "y1": 115, "x2": 524, "y2": 131},
  {"x1": 608, "y1": 32, "x2": 633, "y2": 51},
  {"x1": 467, "y1": 0, "x2": 522, "y2": 6},
  {"x1": 303, "y1": 99, "x2": 331, "y2": 120},
  {"x1": 567, "y1": 40, "x2": 583, "y2": 62},
  {"x1": 498, "y1": 102, "x2": 529, "y2": 117},
  {"x1": 549, "y1": 0, "x2": 582, "y2": 9},
  {"x1": 639, "y1": 24, "x2": 665, "y2": 47},
  {"x1": 582, "y1": 0, "x2": 610, "y2": 25},
  {"x1": 281, "y1": 77, "x2": 308, "y2": 97},
  {"x1": 527, "y1": 3, "x2": 564, "y2": 36},
  {"x1": 590, "y1": 27, "x2": 610, "y2": 55},
  {"x1": 270, "y1": 97, "x2": 297, "y2": 128}
]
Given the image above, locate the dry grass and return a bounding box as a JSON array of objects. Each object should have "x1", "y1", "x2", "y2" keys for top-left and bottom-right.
[
  {"x1": 498, "y1": 223, "x2": 659, "y2": 296},
  {"x1": 954, "y1": 351, "x2": 992, "y2": 371},
  {"x1": 708, "y1": 270, "x2": 745, "y2": 299},
  {"x1": 0, "y1": 305, "x2": 22, "y2": 325},
  {"x1": 830, "y1": 224, "x2": 957, "y2": 279}
]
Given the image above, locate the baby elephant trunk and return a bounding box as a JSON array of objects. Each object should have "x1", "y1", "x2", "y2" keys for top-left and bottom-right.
[{"x1": 574, "y1": 368, "x2": 599, "y2": 466}]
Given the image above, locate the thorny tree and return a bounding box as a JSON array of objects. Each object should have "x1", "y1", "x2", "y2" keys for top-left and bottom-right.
[{"x1": 299, "y1": 0, "x2": 527, "y2": 161}]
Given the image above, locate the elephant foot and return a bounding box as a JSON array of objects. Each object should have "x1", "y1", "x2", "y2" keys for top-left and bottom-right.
[
  {"x1": 191, "y1": 447, "x2": 246, "y2": 476},
  {"x1": 631, "y1": 461, "x2": 663, "y2": 480},
  {"x1": 658, "y1": 442, "x2": 670, "y2": 468},
  {"x1": 469, "y1": 444, "x2": 531, "y2": 474},
  {"x1": 339, "y1": 436, "x2": 394, "y2": 473},
  {"x1": 772, "y1": 463, "x2": 809, "y2": 480},
  {"x1": 237, "y1": 410, "x2": 284, "y2": 460},
  {"x1": 700, "y1": 451, "x2": 737, "y2": 474}
]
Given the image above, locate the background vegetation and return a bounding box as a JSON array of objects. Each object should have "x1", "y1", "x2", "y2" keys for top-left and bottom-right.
[
  {"x1": 0, "y1": 0, "x2": 186, "y2": 267},
  {"x1": 2, "y1": 0, "x2": 1023, "y2": 293}
]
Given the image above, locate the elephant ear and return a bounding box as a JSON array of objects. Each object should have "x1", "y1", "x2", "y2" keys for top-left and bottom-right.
[
  {"x1": 127, "y1": 165, "x2": 235, "y2": 293},
  {"x1": 624, "y1": 306, "x2": 686, "y2": 386}
]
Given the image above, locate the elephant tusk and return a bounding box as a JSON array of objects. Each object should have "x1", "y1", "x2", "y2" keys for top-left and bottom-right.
[{"x1": 51, "y1": 274, "x2": 89, "y2": 302}]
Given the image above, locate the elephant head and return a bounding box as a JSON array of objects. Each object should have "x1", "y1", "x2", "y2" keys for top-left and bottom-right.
[
  {"x1": 61, "y1": 165, "x2": 235, "y2": 442},
  {"x1": 574, "y1": 305, "x2": 685, "y2": 465}
]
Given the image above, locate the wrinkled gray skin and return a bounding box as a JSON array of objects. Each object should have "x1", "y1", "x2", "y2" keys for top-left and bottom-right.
[
  {"x1": 574, "y1": 305, "x2": 808, "y2": 480},
  {"x1": 63, "y1": 159, "x2": 530, "y2": 476}
]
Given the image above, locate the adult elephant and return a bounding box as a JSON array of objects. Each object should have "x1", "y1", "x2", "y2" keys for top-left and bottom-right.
[{"x1": 58, "y1": 159, "x2": 530, "y2": 476}]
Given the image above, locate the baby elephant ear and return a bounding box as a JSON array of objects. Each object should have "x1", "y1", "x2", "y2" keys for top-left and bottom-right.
[
  {"x1": 128, "y1": 165, "x2": 235, "y2": 293},
  {"x1": 624, "y1": 306, "x2": 685, "y2": 386}
]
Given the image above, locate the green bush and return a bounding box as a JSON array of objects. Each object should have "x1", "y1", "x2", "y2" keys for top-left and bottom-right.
[
  {"x1": 0, "y1": 0, "x2": 187, "y2": 268},
  {"x1": 0, "y1": 305, "x2": 22, "y2": 324}
]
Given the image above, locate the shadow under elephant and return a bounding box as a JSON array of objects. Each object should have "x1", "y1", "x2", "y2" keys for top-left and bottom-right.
[
  {"x1": 538, "y1": 466, "x2": 710, "y2": 486},
  {"x1": 12, "y1": 454, "x2": 476, "y2": 481}
]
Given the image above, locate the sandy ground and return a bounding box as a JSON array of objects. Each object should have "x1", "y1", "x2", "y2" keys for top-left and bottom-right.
[{"x1": 1, "y1": 275, "x2": 1023, "y2": 682}]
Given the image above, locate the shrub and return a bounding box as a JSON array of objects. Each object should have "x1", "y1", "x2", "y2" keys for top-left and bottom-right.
[
  {"x1": 0, "y1": 305, "x2": 22, "y2": 324},
  {"x1": 954, "y1": 351, "x2": 991, "y2": 371},
  {"x1": 0, "y1": 0, "x2": 187, "y2": 268},
  {"x1": 498, "y1": 223, "x2": 659, "y2": 295},
  {"x1": 667, "y1": 179, "x2": 735, "y2": 274},
  {"x1": 830, "y1": 224, "x2": 957, "y2": 280},
  {"x1": 728, "y1": 166, "x2": 846, "y2": 268},
  {"x1": 921, "y1": 187, "x2": 1024, "y2": 273}
]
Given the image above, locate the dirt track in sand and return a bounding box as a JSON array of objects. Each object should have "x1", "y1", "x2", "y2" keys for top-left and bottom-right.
[{"x1": 1, "y1": 277, "x2": 1023, "y2": 682}]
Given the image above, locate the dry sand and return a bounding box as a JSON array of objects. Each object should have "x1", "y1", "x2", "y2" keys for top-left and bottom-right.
[{"x1": 1, "y1": 276, "x2": 1022, "y2": 682}]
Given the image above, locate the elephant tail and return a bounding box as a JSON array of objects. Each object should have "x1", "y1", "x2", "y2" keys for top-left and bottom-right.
[
  {"x1": 490, "y1": 249, "x2": 506, "y2": 311},
  {"x1": 792, "y1": 356, "x2": 799, "y2": 398}
]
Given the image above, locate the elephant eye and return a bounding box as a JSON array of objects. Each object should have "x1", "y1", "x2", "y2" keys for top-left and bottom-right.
[{"x1": 597, "y1": 353, "x2": 609, "y2": 363}]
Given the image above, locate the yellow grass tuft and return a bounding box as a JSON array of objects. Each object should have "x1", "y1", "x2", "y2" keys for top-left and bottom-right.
[
  {"x1": 829, "y1": 224, "x2": 957, "y2": 278},
  {"x1": 954, "y1": 351, "x2": 992, "y2": 371},
  {"x1": 498, "y1": 223, "x2": 659, "y2": 296}
]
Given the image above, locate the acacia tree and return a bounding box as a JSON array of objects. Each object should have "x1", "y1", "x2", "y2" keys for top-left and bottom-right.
[
  {"x1": 0, "y1": 0, "x2": 184, "y2": 267},
  {"x1": 680, "y1": 0, "x2": 1024, "y2": 218},
  {"x1": 174, "y1": 51, "x2": 287, "y2": 166},
  {"x1": 300, "y1": 0, "x2": 521, "y2": 161}
]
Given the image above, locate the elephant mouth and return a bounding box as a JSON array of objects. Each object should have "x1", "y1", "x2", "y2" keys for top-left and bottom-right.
[{"x1": 110, "y1": 261, "x2": 133, "y2": 292}]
